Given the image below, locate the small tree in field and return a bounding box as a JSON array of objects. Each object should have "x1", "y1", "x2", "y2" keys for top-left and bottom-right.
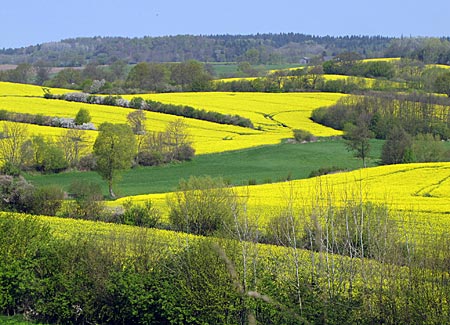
[
  {"x1": 74, "y1": 108, "x2": 91, "y2": 125},
  {"x1": 93, "y1": 123, "x2": 136, "y2": 198},
  {"x1": 343, "y1": 117, "x2": 374, "y2": 168}
]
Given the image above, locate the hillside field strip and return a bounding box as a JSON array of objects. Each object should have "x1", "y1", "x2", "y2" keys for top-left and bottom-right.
[
  {"x1": 112, "y1": 162, "x2": 450, "y2": 235},
  {"x1": 124, "y1": 92, "x2": 345, "y2": 136},
  {"x1": 0, "y1": 83, "x2": 346, "y2": 154}
]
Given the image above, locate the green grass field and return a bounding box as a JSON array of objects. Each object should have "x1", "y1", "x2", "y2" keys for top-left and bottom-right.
[
  {"x1": 26, "y1": 139, "x2": 384, "y2": 197},
  {"x1": 0, "y1": 315, "x2": 46, "y2": 325}
]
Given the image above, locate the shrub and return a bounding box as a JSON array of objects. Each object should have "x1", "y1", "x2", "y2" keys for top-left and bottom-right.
[
  {"x1": 41, "y1": 145, "x2": 68, "y2": 173},
  {"x1": 31, "y1": 185, "x2": 65, "y2": 216},
  {"x1": 60, "y1": 180, "x2": 105, "y2": 220},
  {"x1": 293, "y1": 129, "x2": 316, "y2": 142},
  {"x1": 308, "y1": 166, "x2": 347, "y2": 178},
  {"x1": 0, "y1": 175, "x2": 35, "y2": 213},
  {"x1": 136, "y1": 150, "x2": 164, "y2": 166},
  {"x1": 74, "y1": 108, "x2": 91, "y2": 125},
  {"x1": 78, "y1": 154, "x2": 97, "y2": 171},
  {"x1": 167, "y1": 176, "x2": 237, "y2": 236},
  {"x1": 121, "y1": 199, "x2": 161, "y2": 227},
  {"x1": 172, "y1": 143, "x2": 195, "y2": 161}
]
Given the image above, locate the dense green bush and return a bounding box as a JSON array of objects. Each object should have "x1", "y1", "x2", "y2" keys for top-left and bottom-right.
[
  {"x1": 121, "y1": 199, "x2": 161, "y2": 228},
  {"x1": 74, "y1": 108, "x2": 91, "y2": 125},
  {"x1": 167, "y1": 176, "x2": 237, "y2": 236},
  {"x1": 293, "y1": 129, "x2": 316, "y2": 142}
]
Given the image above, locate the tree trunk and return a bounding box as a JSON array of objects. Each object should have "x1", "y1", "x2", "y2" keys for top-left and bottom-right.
[{"x1": 108, "y1": 181, "x2": 116, "y2": 199}]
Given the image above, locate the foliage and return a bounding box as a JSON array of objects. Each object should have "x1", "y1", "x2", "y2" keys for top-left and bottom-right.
[
  {"x1": 433, "y1": 71, "x2": 450, "y2": 97},
  {"x1": 293, "y1": 129, "x2": 316, "y2": 142},
  {"x1": 31, "y1": 185, "x2": 65, "y2": 216},
  {"x1": 121, "y1": 199, "x2": 161, "y2": 228},
  {"x1": 167, "y1": 176, "x2": 237, "y2": 236},
  {"x1": 127, "y1": 109, "x2": 146, "y2": 135},
  {"x1": 381, "y1": 126, "x2": 413, "y2": 165},
  {"x1": 343, "y1": 118, "x2": 374, "y2": 167},
  {"x1": 61, "y1": 180, "x2": 105, "y2": 220},
  {"x1": 74, "y1": 108, "x2": 91, "y2": 125},
  {"x1": 93, "y1": 123, "x2": 136, "y2": 198},
  {"x1": 0, "y1": 34, "x2": 393, "y2": 67},
  {"x1": 312, "y1": 92, "x2": 450, "y2": 140},
  {"x1": 0, "y1": 122, "x2": 29, "y2": 173},
  {"x1": 138, "y1": 119, "x2": 195, "y2": 166},
  {"x1": 0, "y1": 175, "x2": 35, "y2": 213},
  {"x1": 412, "y1": 133, "x2": 450, "y2": 162}
]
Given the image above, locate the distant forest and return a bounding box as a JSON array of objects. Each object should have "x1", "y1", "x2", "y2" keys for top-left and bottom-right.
[{"x1": 0, "y1": 34, "x2": 397, "y2": 66}]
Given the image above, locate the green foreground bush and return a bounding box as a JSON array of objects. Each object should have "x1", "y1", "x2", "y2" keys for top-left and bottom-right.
[{"x1": 2, "y1": 199, "x2": 450, "y2": 324}]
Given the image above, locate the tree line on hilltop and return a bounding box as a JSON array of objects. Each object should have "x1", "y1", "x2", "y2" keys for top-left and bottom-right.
[{"x1": 0, "y1": 34, "x2": 393, "y2": 66}]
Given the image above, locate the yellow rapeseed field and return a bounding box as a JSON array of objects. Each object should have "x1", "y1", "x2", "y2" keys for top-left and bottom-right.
[
  {"x1": 113, "y1": 162, "x2": 450, "y2": 233},
  {"x1": 0, "y1": 83, "x2": 346, "y2": 154},
  {"x1": 124, "y1": 92, "x2": 344, "y2": 136},
  {"x1": 0, "y1": 81, "x2": 74, "y2": 96}
]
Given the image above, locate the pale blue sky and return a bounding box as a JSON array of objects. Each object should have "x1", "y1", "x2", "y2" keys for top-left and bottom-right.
[{"x1": 1, "y1": 0, "x2": 449, "y2": 49}]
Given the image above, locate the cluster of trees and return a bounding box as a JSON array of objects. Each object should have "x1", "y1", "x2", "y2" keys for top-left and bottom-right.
[
  {"x1": 215, "y1": 65, "x2": 409, "y2": 94},
  {"x1": 0, "y1": 113, "x2": 195, "y2": 198},
  {"x1": 312, "y1": 92, "x2": 450, "y2": 139},
  {"x1": 0, "y1": 122, "x2": 89, "y2": 175},
  {"x1": 386, "y1": 37, "x2": 450, "y2": 64},
  {"x1": 0, "y1": 60, "x2": 214, "y2": 93},
  {"x1": 323, "y1": 52, "x2": 395, "y2": 78},
  {"x1": 316, "y1": 96, "x2": 450, "y2": 167}
]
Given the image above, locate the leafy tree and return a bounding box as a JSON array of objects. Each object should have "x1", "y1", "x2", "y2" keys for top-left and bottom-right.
[
  {"x1": 33, "y1": 61, "x2": 51, "y2": 85},
  {"x1": 46, "y1": 68, "x2": 82, "y2": 89},
  {"x1": 62, "y1": 180, "x2": 105, "y2": 220},
  {"x1": 93, "y1": 123, "x2": 136, "y2": 198},
  {"x1": 343, "y1": 118, "x2": 374, "y2": 168},
  {"x1": 74, "y1": 108, "x2": 91, "y2": 125},
  {"x1": 41, "y1": 144, "x2": 68, "y2": 173},
  {"x1": 31, "y1": 185, "x2": 65, "y2": 216},
  {"x1": 126, "y1": 62, "x2": 168, "y2": 91},
  {"x1": 434, "y1": 71, "x2": 450, "y2": 97},
  {"x1": 381, "y1": 126, "x2": 412, "y2": 165},
  {"x1": 170, "y1": 60, "x2": 212, "y2": 91},
  {"x1": 121, "y1": 199, "x2": 160, "y2": 227}
]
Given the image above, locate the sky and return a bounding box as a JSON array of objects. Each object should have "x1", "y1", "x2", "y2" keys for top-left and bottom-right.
[{"x1": 1, "y1": 0, "x2": 449, "y2": 49}]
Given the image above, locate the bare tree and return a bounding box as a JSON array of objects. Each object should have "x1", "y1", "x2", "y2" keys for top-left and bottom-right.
[{"x1": 58, "y1": 129, "x2": 89, "y2": 167}]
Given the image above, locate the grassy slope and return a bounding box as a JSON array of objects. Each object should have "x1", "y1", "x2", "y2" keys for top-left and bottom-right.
[
  {"x1": 26, "y1": 139, "x2": 384, "y2": 197},
  {"x1": 0, "y1": 315, "x2": 46, "y2": 325}
]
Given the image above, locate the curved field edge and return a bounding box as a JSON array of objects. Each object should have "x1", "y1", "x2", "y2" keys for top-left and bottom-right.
[
  {"x1": 111, "y1": 162, "x2": 450, "y2": 232},
  {"x1": 122, "y1": 92, "x2": 345, "y2": 137}
]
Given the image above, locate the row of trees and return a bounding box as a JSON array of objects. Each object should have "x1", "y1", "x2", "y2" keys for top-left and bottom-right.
[
  {"x1": 3, "y1": 56, "x2": 450, "y2": 97},
  {"x1": 0, "y1": 60, "x2": 214, "y2": 93},
  {"x1": 341, "y1": 114, "x2": 449, "y2": 168},
  {"x1": 45, "y1": 92, "x2": 254, "y2": 129}
]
